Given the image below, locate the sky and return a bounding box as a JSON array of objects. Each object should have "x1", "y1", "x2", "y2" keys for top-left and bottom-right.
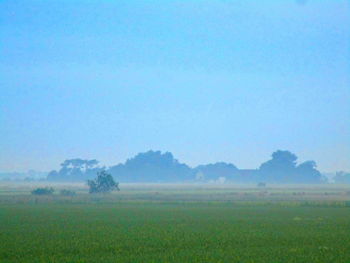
[{"x1": 0, "y1": 0, "x2": 349, "y2": 173}]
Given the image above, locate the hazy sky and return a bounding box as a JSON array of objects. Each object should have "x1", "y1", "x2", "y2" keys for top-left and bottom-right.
[{"x1": 1, "y1": 0, "x2": 349, "y2": 173}]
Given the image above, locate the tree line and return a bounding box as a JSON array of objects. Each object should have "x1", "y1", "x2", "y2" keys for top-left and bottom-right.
[{"x1": 45, "y1": 150, "x2": 344, "y2": 184}]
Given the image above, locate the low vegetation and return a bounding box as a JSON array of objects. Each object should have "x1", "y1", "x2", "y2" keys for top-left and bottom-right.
[
  {"x1": 1, "y1": 184, "x2": 349, "y2": 262},
  {"x1": 31, "y1": 187, "x2": 54, "y2": 195},
  {"x1": 0, "y1": 202, "x2": 350, "y2": 262}
]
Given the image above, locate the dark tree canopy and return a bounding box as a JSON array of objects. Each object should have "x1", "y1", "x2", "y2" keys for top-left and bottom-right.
[
  {"x1": 109, "y1": 150, "x2": 193, "y2": 182},
  {"x1": 260, "y1": 150, "x2": 297, "y2": 171},
  {"x1": 272, "y1": 150, "x2": 297, "y2": 164},
  {"x1": 258, "y1": 150, "x2": 322, "y2": 183},
  {"x1": 258, "y1": 150, "x2": 297, "y2": 183},
  {"x1": 87, "y1": 170, "x2": 119, "y2": 193},
  {"x1": 296, "y1": 161, "x2": 322, "y2": 183}
]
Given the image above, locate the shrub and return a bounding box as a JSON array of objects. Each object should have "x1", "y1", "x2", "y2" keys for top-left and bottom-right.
[
  {"x1": 87, "y1": 170, "x2": 119, "y2": 194},
  {"x1": 31, "y1": 187, "x2": 54, "y2": 195}
]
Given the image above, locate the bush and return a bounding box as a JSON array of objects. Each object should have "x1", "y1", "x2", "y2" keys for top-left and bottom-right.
[
  {"x1": 60, "y1": 189, "x2": 76, "y2": 196},
  {"x1": 31, "y1": 187, "x2": 54, "y2": 195},
  {"x1": 87, "y1": 170, "x2": 119, "y2": 194}
]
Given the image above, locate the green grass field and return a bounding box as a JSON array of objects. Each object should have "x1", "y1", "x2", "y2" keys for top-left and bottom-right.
[{"x1": 1, "y1": 184, "x2": 350, "y2": 263}]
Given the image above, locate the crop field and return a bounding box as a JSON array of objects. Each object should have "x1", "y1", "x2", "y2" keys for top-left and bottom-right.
[{"x1": 1, "y1": 184, "x2": 350, "y2": 263}]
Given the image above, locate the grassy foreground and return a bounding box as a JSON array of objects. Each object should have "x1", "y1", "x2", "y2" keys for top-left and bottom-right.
[{"x1": 1, "y1": 201, "x2": 350, "y2": 262}]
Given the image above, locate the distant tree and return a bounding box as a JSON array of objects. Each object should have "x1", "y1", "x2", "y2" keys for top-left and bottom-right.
[
  {"x1": 296, "y1": 160, "x2": 322, "y2": 183},
  {"x1": 334, "y1": 171, "x2": 350, "y2": 184},
  {"x1": 259, "y1": 150, "x2": 298, "y2": 183},
  {"x1": 87, "y1": 170, "x2": 119, "y2": 193},
  {"x1": 260, "y1": 150, "x2": 297, "y2": 171},
  {"x1": 47, "y1": 170, "x2": 59, "y2": 179},
  {"x1": 31, "y1": 187, "x2": 54, "y2": 195},
  {"x1": 47, "y1": 158, "x2": 103, "y2": 182},
  {"x1": 108, "y1": 150, "x2": 193, "y2": 182},
  {"x1": 258, "y1": 150, "x2": 322, "y2": 183}
]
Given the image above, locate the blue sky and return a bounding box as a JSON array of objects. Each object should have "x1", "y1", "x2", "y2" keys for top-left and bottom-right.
[{"x1": 0, "y1": 0, "x2": 349, "y2": 172}]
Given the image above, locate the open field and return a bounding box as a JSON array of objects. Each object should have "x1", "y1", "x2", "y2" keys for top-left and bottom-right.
[{"x1": 1, "y1": 183, "x2": 350, "y2": 262}]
